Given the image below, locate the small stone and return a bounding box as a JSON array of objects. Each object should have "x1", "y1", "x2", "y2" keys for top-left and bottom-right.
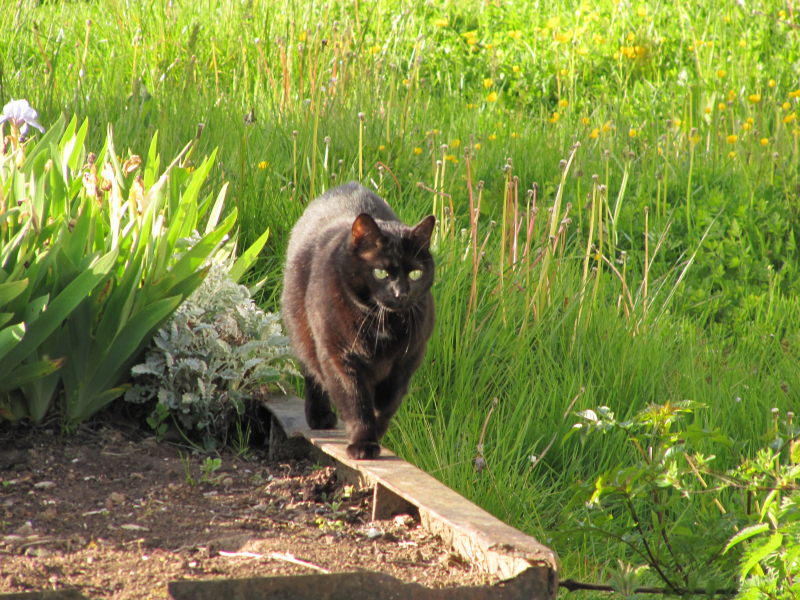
[
  {"x1": 33, "y1": 481, "x2": 56, "y2": 490},
  {"x1": 393, "y1": 514, "x2": 415, "y2": 528},
  {"x1": 365, "y1": 527, "x2": 383, "y2": 540},
  {"x1": 15, "y1": 522, "x2": 35, "y2": 536},
  {"x1": 107, "y1": 492, "x2": 126, "y2": 506}
]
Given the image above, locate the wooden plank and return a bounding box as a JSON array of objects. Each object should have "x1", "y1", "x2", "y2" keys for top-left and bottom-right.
[
  {"x1": 170, "y1": 567, "x2": 555, "y2": 600},
  {"x1": 264, "y1": 394, "x2": 559, "y2": 586}
]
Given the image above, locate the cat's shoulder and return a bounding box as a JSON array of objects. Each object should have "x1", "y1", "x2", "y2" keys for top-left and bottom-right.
[{"x1": 303, "y1": 182, "x2": 398, "y2": 222}]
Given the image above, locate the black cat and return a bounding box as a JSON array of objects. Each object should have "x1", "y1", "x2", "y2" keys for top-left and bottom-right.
[{"x1": 281, "y1": 182, "x2": 435, "y2": 459}]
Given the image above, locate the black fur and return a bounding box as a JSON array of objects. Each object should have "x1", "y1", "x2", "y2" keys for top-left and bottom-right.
[{"x1": 281, "y1": 182, "x2": 435, "y2": 459}]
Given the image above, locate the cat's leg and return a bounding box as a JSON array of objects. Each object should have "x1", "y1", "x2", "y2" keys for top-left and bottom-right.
[
  {"x1": 340, "y1": 386, "x2": 381, "y2": 459},
  {"x1": 304, "y1": 373, "x2": 338, "y2": 429},
  {"x1": 332, "y1": 373, "x2": 381, "y2": 460},
  {"x1": 373, "y1": 374, "x2": 410, "y2": 440},
  {"x1": 322, "y1": 367, "x2": 381, "y2": 459}
]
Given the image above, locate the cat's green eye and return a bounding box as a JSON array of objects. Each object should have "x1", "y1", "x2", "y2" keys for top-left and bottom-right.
[
  {"x1": 373, "y1": 268, "x2": 389, "y2": 280},
  {"x1": 408, "y1": 269, "x2": 423, "y2": 281}
]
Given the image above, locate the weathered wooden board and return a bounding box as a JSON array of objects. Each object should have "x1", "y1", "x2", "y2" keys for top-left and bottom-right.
[
  {"x1": 170, "y1": 567, "x2": 554, "y2": 600},
  {"x1": 264, "y1": 394, "x2": 559, "y2": 593}
]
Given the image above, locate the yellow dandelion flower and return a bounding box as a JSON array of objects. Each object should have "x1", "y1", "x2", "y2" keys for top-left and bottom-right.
[
  {"x1": 488, "y1": 133, "x2": 497, "y2": 141},
  {"x1": 717, "y1": 69, "x2": 727, "y2": 79},
  {"x1": 602, "y1": 121, "x2": 612, "y2": 133},
  {"x1": 628, "y1": 128, "x2": 638, "y2": 138},
  {"x1": 546, "y1": 16, "x2": 560, "y2": 29},
  {"x1": 433, "y1": 18, "x2": 449, "y2": 27},
  {"x1": 690, "y1": 134, "x2": 701, "y2": 145},
  {"x1": 486, "y1": 91, "x2": 498, "y2": 103},
  {"x1": 581, "y1": 117, "x2": 591, "y2": 125},
  {"x1": 593, "y1": 34, "x2": 606, "y2": 45},
  {"x1": 727, "y1": 90, "x2": 737, "y2": 102},
  {"x1": 378, "y1": 145, "x2": 386, "y2": 151},
  {"x1": 450, "y1": 139, "x2": 461, "y2": 148},
  {"x1": 576, "y1": 46, "x2": 589, "y2": 56},
  {"x1": 626, "y1": 32, "x2": 636, "y2": 42},
  {"x1": 687, "y1": 44, "x2": 694, "y2": 52},
  {"x1": 413, "y1": 147, "x2": 423, "y2": 155},
  {"x1": 467, "y1": 37, "x2": 478, "y2": 46},
  {"x1": 726, "y1": 134, "x2": 738, "y2": 144},
  {"x1": 445, "y1": 154, "x2": 458, "y2": 163},
  {"x1": 760, "y1": 138, "x2": 769, "y2": 146},
  {"x1": 704, "y1": 106, "x2": 713, "y2": 114},
  {"x1": 473, "y1": 143, "x2": 482, "y2": 150},
  {"x1": 673, "y1": 118, "x2": 682, "y2": 128},
  {"x1": 370, "y1": 45, "x2": 381, "y2": 55},
  {"x1": 549, "y1": 112, "x2": 561, "y2": 123},
  {"x1": 466, "y1": 103, "x2": 476, "y2": 109},
  {"x1": 768, "y1": 79, "x2": 776, "y2": 88},
  {"x1": 512, "y1": 65, "x2": 521, "y2": 73},
  {"x1": 783, "y1": 102, "x2": 791, "y2": 111},
  {"x1": 748, "y1": 94, "x2": 761, "y2": 104},
  {"x1": 402, "y1": 78, "x2": 410, "y2": 86},
  {"x1": 558, "y1": 98, "x2": 569, "y2": 108},
  {"x1": 718, "y1": 102, "x2": 727, "y2": 111},
  {"x1": 788, "y1": 89, "x2": 800, "y2": 98},
  {"x1": 741, "y1": 122, "x2": 752, "y2": 131},
  {"x1": 555, "y1": 30, "x2": 573, "y2": 44},
  {"x1": 483, "y1": 78, "x2": 494, "y2": 89},
  {"x1": 559, "y1": 68, "x2": 569, "y2": 77},
  {"x1": 784, "y1": 113, "x2": 798, "y2": 124},
  {"x1": 636, "y1": 5, "x2": 647, "y2": 17},
  {"x1": 728, "y1": 151, "x2": 737, "y2": 159},
  {"x1": 298, "y1": 31, "x2": 307, "y2": 42},
  {"x1": 511, "y1": 132, "x2": 520, "y2": 139},
  {"x1": 257, "y1": 161, "x2": 269, "y2": 169},
  {"x1": 508, "y1": 30, "x2": 523, "y2": 40},
  {"x1": 589, "y1": 128, "x2": 600, "y2": 139}
]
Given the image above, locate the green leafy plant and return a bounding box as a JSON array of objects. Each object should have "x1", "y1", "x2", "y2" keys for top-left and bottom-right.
[
  {"x1": 199, "y1": 456, "x2": 222, "y2": 484},
  {"x1": 1, "y1": 111, "x2": 252, "y2": 427},
  {"x1": 125, "y1": 246, "x2": 295, "y2": 449},
  {"x1": 564, "y1": 402, "x2": 800, "y2": 597}
]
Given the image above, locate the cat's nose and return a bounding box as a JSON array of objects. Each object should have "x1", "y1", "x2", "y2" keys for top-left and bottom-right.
[{"x1": 390, "y1": 280, "x2": 408, "y2": 299}]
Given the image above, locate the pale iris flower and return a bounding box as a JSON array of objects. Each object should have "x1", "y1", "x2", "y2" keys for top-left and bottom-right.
[{"x1": 0, "y1": 99, "x2": 45, "y2": 136}]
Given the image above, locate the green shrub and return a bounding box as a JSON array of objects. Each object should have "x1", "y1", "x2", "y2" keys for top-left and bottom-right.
[
  {"x1": 0, "y1": 109, "x2": 252, "y2": 427},
  {"x1": 125, "y1": 244, "x2": 295, "y2": 448},
  {"x1": 564, "y1": 402, "x2": 800, "y2": 597}
]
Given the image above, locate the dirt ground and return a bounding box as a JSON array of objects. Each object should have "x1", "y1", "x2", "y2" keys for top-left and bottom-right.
[{"x1": 0, "y1": 420, "x2": 494, "y2": 599}]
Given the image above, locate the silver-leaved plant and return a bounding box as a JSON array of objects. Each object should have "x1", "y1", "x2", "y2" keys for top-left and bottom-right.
[{"x1": 126, "y1": 245, "x2": 295, "y2": 444}]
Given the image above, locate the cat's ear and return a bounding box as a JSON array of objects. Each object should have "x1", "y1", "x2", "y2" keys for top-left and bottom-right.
[
  {"x1": 351, "y1": 213, "x2": 383, "y2": 250},
  {"x1": 411, "y1": 215, "x2": 436, "y2": 249}
]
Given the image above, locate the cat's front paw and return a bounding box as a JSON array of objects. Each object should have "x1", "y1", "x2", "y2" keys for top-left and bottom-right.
[
  {"x1": 346, "y1": 441, "x2": 381, "y2": 460},
  {"x1": 306, "y1": 410, "x2": 338, "y2": 430}
]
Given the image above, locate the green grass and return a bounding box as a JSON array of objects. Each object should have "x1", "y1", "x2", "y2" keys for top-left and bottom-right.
[{"x1": 3, "y1": 0, "x2": 800, "y2": 591}]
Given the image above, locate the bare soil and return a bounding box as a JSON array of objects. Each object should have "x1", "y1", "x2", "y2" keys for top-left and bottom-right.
[{"x1": 0, "y1": 421, "x2": 493, "y2": 599}]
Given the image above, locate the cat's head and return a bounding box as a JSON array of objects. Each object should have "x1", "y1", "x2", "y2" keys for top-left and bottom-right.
[{"x1": 348, "y1": 213, "x2": 435, "y2": 311}]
